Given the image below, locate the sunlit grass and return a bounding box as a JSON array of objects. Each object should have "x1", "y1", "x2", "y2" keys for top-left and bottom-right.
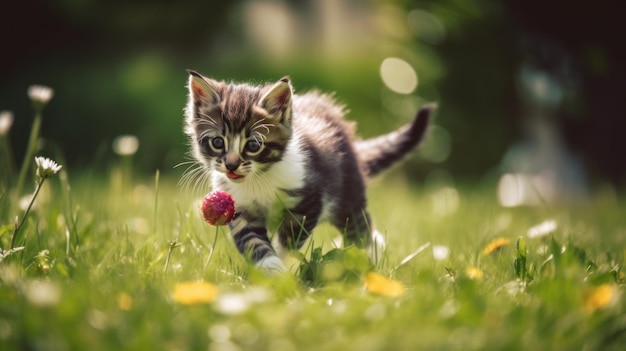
[
  {"x1": 0, "y1": 169, "x2": 624, "y2": 350},
  {"x1": 0, "y1": 86, "x2": 624, "y2": 350}
]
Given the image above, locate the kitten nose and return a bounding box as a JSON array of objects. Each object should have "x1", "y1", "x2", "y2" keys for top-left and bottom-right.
[{"x1": 224, "y1": 153, "x2": 241, "y2": 172}]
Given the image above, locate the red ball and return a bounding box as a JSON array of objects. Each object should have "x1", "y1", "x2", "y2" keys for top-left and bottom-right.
[{"x1": 201, "y1": 191, "x2": 235, "y2": 226}]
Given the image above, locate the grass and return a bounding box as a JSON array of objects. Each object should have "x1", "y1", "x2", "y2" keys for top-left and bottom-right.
[
  {"x1": 1, "y1": 167, "x2": 624, "y2": 350},
  {"x1": 1, "y1": 88, "x2": 624, "y2": 350}
]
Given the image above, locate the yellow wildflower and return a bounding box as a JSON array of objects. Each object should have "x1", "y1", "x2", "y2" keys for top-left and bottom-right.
[
  {"x1": 465, "y1": 266, "x2": 484, "y2": 280},
  {"x1": 364, "y1": 272, "x2": 406, "y2": 297},
  {"x1": 172, "y1": 281, "x2": 219, "y2": 305},
  {"x1": 481, "y1": 237, "x2": 511, "y2": 256},
  {"x1": 583, "y1": 284, "x2": 616, "y2": 313},
  {"x1": 117, "y1": 293, "x2": 133, "y2": 310}
]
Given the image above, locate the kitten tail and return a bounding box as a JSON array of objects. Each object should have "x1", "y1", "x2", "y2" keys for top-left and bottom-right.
[{"x1": 355, "y1": 104, "x2": 435, "y2": 178}]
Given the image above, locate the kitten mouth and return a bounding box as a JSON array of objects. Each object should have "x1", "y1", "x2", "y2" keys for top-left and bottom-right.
[{"x1": 226, "y1": 172, "x2": 245, "y2": 181}]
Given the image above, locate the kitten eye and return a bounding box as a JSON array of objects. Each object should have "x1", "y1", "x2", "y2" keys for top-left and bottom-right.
[
  {"x1": 211, "y1": 136, "x2": 225, "y2": 150},
  {"x1": 245, "y1": 140, "x2": 262, "y2": 154}
]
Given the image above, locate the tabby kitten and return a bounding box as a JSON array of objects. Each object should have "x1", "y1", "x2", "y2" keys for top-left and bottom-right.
[{"x1": 184, "y1": 70, "x2": 434, "y2": 272}]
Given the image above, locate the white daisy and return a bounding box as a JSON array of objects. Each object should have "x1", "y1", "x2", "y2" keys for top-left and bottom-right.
[
  {"x1": 0, "y1": 111, "x2": 14, "y2": 135},
  {"x1": 27, "y1": 85, "x2": 54, "y2": 111},
  {"x1": 527, "y1": 219, "x2": 557, "y2": 238},
  {"x1": 34, "y1": 156, "x2": 62, "y2": 179}
]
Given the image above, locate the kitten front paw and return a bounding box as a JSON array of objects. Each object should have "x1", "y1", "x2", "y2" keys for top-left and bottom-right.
[{"x1": 256, "y1": 255, "x2": 288, "y2": 275}]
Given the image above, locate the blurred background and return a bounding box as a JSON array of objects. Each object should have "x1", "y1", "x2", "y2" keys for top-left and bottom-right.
[{"x1": 1, "y1": 0, "x2": 624, "y2": 204}]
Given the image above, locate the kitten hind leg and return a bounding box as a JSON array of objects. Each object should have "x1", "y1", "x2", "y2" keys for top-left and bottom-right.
[
  {"x1": 368, "y1": 228, "x2": 387, "y2": 265},
  {"x1": 338, "y1": 209, "x2": 373, "y2": 247},
  {"x1": 276, "y1": 210, "x2": 318, "y2": 252},
  {"x1": 336, "y1": 210, "x2": 386, "y2": 264}
]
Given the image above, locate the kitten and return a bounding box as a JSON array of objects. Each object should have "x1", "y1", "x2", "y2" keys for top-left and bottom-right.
[{"x1": 184, "y1": 70, "x2": 434, "y2": 272}]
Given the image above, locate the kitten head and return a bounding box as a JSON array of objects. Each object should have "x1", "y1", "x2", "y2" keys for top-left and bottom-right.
[{"x1": 184, "y1": 71, "x2": 293, "y2": 184}]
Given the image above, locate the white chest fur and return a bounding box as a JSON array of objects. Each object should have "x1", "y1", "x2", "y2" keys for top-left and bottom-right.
[{"x1": 212, "y1": 134, "x2": 307, "y2": 215}]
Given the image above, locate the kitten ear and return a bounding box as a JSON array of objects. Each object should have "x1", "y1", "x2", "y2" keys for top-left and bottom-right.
[
  {"x1": 259, "y1": 77, "x2": 292, "y2": 119},
  {"x1": 187, "y1": 70, "x2": 220, "y2": 106}
]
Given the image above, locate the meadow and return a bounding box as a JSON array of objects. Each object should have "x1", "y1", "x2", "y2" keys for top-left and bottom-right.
[{"x1": 1, "y1": 90, "x2": 625, "y2": 351}]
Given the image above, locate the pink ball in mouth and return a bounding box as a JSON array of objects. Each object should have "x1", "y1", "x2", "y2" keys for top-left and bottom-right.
[{"x1": 200, "y1": 191, "x2": 236, "y2": 226}]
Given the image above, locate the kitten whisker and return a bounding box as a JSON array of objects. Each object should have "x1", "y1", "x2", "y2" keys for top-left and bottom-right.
[
  {"x1": 197, "y1": 113, "x2": 218, "y2": 128},
  {"x1": 179, "y1": 163, "x2": 212, "y2": 195},
  {"x1": 173, "y1": 160, "x2": 196, "y2": 169},
  {"x1": 250, "y1": 119, "x2": 271, "y2": 135},
  {"x1": 251, "y1": 134, "x2": 263, "y2": 145},
  {"x1": 199, "y1": 129, "x2": 217, "y2": 141}
]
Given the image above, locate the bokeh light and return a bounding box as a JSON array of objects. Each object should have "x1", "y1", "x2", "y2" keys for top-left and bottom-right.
[
  {"x1": 497, "y1": 173, "x2": 556, "y2": 207},
  {"x1": 112, "y1": 135, "x2": 140, "y2": 157},
  {"x1": 380, "y1": 57, "x2": 418, "y2": 94}
]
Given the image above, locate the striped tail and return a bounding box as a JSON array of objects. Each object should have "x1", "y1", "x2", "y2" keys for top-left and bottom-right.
[{"x1": 355, "y1": 104, "x2": 435, "y2": 177}]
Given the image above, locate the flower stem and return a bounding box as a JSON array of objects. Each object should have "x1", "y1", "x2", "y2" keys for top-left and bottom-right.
[
  {"x1": 153, "y1": 169, "x2": 160, "y2": 235},
  {"x1": 163, "y1": 238, "x2": 180, "y2": 274},
  {"x1": 11, "y1": 177, "x2": 45, "y2": 250},
  {"x1": 202, "y1": 227, "x2": 220, "y2": 275},
  {"x1": 14, "y1": 112, "x2": 42, "y2": 198}
]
